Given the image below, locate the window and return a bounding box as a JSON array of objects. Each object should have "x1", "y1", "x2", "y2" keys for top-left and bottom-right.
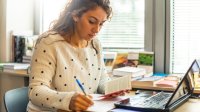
[
  {"x1": 171, "y1": 0, "x2": 200, "y2": 73},
  {"x1": 42, "y1": 0, "x2": 67, "y2": 32},
  {"x1": 42, "y1": 0, "x2": 145, "y2": 52},
  {"x1": 99, "y1": 0, "x2": 144, "y2": 52}
]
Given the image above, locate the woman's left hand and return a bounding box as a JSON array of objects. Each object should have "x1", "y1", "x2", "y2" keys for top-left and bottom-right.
[{"x1": 102, "y1": 89, "x2": 130, "y2": 99}]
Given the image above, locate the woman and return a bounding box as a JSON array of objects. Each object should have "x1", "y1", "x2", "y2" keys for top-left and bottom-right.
[{"x1": 27, "y1": 0, "x2": 113, "y2": 111}]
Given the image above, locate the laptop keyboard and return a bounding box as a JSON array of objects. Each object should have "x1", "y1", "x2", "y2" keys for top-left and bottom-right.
[{"x1": 131, "y1": 92, "x2": 172, "y2": 108}]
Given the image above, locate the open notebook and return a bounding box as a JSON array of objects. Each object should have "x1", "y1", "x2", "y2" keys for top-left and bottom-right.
[{"x1": 114, "y1": 60, "x2": 197, "y2": 112}]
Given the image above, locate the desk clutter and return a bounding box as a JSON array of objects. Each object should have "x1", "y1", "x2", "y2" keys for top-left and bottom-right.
[
  {"x1": 103, "y1": 51, "x2": 154, "y2": 75},
  {"x1": 11, "y1": 33, "x2": 38, "y2": 63},
  {"x1": 113, "y1": 60, "x2": 198, "y2": 112},
  {"x1": 132, "y1": 73, "x2": 182, "y2": 88},
  {"x1": 103, "y1": 51, "x2": 184, "y2": 91},
  {"x1": 0, "y1": 63, "x2": 30, "y2": 74},
  {"x1": 0, "y1": 33, "x2": 37, "y2": 74}
]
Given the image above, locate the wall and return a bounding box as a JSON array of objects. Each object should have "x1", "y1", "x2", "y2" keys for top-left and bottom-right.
[
  {"x1": 0, "y1": 0, "x2": 34, "y2": 62},
  {"x1": 0, "y1": 0, "x2": 6, "y2": 62},
  {"x1": 0, "y1": 0, "x2": 34, "y2": 111}
]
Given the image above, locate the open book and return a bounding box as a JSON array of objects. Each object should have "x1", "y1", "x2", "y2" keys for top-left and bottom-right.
[
  {"x1": 103, "y1": 75, "x2": 132, "y2": 98},
  {"x1": 87, "y1": 75, "x2": 131, "y2": 111}
]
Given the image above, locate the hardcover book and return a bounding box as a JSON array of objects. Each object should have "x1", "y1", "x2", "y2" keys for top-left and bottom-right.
[{"x1": 103, "y1": 52, "x2": 117, "y2": 73}]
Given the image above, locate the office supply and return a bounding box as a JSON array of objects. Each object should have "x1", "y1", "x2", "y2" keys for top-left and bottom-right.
[
  {"x1": 114, "y1": 60, "x2": 197, "y2": 112},
  {"x1": 75, "y1": 79, "x2": 87, "y2": 96}
]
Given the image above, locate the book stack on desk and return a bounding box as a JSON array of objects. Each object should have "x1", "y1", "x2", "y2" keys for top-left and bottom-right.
[
  {"x1": 113, "y1": 66, "x2": 146, "y2": 78},
  {"x1": 155, "y1": 75, "x2": 180, "y2": 88},
  {"x1": 0, "y1": 64, "x2": 3, "y2": 72},
  {"x1": 131, "y1": 76, "x2": 164, "y2": 87},
  {"x1": 3, "y1": 63, "x2": 30, "y2": 74}
]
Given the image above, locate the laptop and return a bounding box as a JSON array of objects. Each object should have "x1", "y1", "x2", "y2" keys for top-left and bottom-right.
[{"x1": 114, "y1": 60, "x2": 198, "y2": 112}]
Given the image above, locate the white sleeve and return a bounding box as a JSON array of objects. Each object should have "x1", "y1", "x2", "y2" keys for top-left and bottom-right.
[
  {"x1": 29, "y1": 38, "x2": 74, "y2": 111},
  {"x1": 93, "y1": 39, "x2": 111, "y2": 94}
]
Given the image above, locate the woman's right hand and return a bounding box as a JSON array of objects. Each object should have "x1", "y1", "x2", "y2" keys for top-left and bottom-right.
[{"x1": 69, "y1": 93, "x2": 94, "y2": 111}]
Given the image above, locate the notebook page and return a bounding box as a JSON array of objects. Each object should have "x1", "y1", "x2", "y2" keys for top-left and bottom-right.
[{"x1": 88, "y1": 94, "x2": 128, "y2": 111}]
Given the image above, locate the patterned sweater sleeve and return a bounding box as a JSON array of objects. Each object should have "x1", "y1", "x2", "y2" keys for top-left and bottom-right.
[
  {"x1": 93, "y1": 39, "x2": 111, "y2": 94},
  {"x1": 29, "y1": 37, "x2": 74, "y2": 111}
]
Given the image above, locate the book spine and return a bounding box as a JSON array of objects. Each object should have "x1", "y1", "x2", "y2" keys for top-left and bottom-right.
[{"x1": 14, "y1": 36, "x2": 26, "y2": 63}]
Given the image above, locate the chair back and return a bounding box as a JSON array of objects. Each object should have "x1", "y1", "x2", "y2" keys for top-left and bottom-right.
[{"x1": 4, "y1": 87, "x2": 29, "y2": 112}]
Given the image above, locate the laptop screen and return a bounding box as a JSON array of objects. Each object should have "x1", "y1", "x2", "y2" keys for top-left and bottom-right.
[{"x1": 166, "y1": 60, "x2": 197, "y2": 107}]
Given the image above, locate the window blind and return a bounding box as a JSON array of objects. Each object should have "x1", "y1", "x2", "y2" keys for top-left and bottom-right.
[
  {"x1": 98, "y1": 0, "x2": 144, "y2": 52},
  {"x1": 42, "y1": 0, "x2": 144, "y2": 52},
  {"x1": 171, "y1": 0, "x2": 200, "y2": 73}
]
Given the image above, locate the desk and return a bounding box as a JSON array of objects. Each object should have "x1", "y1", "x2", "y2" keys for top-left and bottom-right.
[
  {"x1": 132, "y1": 85, "x2": 200, "y2": 94},
  {"x1": 126, "y1": 91, "x2": 200, "y2": 112},
  {"x1": 58, "y1": 91, "x2": 200, "y2": 112},
  {"x1": 174, "y1": 99, "x2": 200, "y2": 112}
]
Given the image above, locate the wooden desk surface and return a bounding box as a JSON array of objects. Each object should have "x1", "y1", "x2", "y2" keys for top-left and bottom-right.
[
  {"x1": 174, "y1": 98, "x2": 200, "y2": 112},
  {"x1": 0, "y1": 71, "x2": 29, "y2": 77},
  {"x1": 125, "y1": 91, "x2": 200, "y2": 112},
  {"x1": 132, "y1": 85, "x2": 200, "y2": 94},
  {"x1": 58, "y1": 91, "x2": 200, "y2": 112}
]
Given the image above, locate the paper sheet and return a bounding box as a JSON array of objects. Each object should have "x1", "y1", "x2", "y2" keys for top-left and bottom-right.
[{"x1": 87, "y1": 94, "x2": 128, "y2": 112}]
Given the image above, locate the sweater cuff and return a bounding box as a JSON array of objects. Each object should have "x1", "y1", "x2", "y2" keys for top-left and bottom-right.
[{"x1": 58, "y1": 91, "x2": 75, "y2": 111}]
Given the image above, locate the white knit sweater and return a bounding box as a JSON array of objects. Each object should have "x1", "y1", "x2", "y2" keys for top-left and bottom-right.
[{"x1": 27, "y1": 33, "x2": 110, "y2": 112}]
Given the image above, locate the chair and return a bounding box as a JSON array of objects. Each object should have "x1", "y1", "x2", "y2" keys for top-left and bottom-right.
[{"x1": 4, "y1": 87, "x2": 29, "y2": 112}]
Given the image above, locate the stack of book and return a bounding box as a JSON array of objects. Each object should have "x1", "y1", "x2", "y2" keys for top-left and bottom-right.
[
  {"x1": 113, "y1": 66, "x2": 146, "y2": 78},
  {"x1": 22, "y1": 55, "x2": 32, "y2": 63},
  {"x1": 13, "y1": 35, "x2": 26, "y2": 62},
  {"x1": 155, "y1": 75, "x2": 180, "y2": 88},
  {"x1": 3, "y1": 63, "x2": 30, "y2": 74},
  {"x1": 103, "y1": 51, "x2": 154, "y2": 76},
  {"x1": 131, "y1": 76, "x2": 164, "y2": 87}
]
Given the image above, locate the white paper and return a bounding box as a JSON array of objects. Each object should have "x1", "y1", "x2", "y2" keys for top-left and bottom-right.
[{"x1": 87, "y1": 94, "x2": 128, "y2": 112}]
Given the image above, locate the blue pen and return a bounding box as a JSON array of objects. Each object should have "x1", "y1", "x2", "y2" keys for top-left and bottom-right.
[{"x1": 76, "y1": 79, "x2": 87, "y2": 96}]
